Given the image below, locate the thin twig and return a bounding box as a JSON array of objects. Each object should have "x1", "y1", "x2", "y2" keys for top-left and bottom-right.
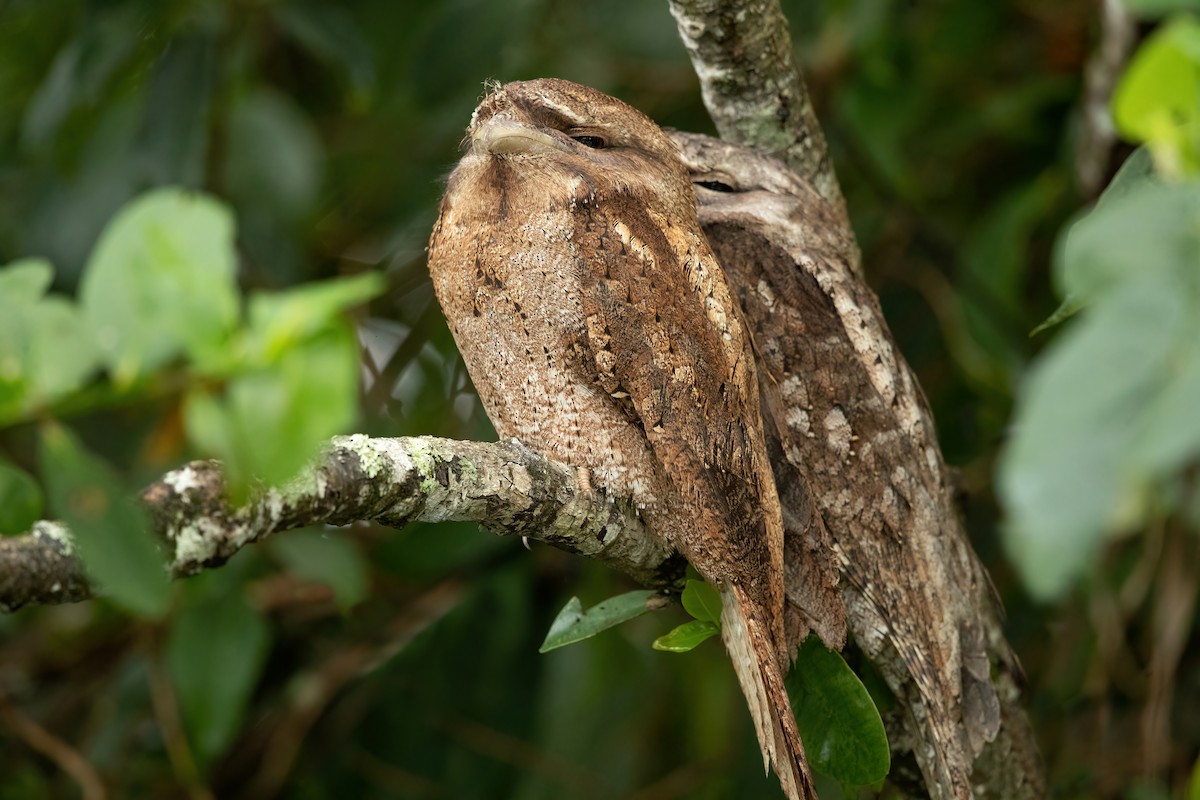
[
  {"x1": 1076, "y1": 0, "x2": 1135, "y2": 197},
  {"x1": 0, "y1": 691, "x2": 107, "y2": 800}
]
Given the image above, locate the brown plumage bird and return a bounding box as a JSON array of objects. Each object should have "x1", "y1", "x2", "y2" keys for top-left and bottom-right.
[
  {"x1": 427, "y1": 78, "x2": 816, "y2": 799},
  {"x1": 671, "y1": 131, "x2": 1020, "y2": 800}
]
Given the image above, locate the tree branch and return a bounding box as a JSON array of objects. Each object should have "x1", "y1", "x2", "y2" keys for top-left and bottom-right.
[
  {"x1": 1075, "y1": 0, "x2": 1134, "y2": 197},
  {"x1": 0, "y1": 435, "x2": 684, "y2": 612},
  {"x1": 666, "y1": 0, "x2": 844, "y2": 212}
]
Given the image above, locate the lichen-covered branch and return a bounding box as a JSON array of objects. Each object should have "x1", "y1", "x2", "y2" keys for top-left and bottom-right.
[
  {"x1": 666, "y1": 0, "x2": 844, "y2": 211},
  {"x1": 0, "y1": 435, "x2": 683, "y2": 612}
]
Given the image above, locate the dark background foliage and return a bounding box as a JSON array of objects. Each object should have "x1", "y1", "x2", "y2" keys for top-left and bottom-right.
[{"x1": 0, "y1": 1, "x2": 1194, "y2": 798}]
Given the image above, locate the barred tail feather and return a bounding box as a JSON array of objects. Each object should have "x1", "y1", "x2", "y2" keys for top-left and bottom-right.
[{"x1": 721, "y1": 584, "x2": 817, "y2": 800}]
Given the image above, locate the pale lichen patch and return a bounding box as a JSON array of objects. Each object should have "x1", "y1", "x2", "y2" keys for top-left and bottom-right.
[
  {"x1": 400, "y1": 438, "x2": 440, "y2": 493},
  {"x1": 33, "y1": 521, "x2": 74, "y2": 556},
  {"x1": 173, "y1": 518, "x2": 221, "y2": 567},
  {"x1": 823, "y1": 406, "x2": 853, "y2": 459},
  {"x1": 163, "y1": 466, "x2": 205, "y2": 495},
  {"x1": 264, "y1": 488, "x2": 286, "y2": 521},
  {"x1": 338, "y1": 433, "x2": 385, "y2": 479},
  {"x1": 784, "y1": 405, "x2": 810, "y2": 435}
]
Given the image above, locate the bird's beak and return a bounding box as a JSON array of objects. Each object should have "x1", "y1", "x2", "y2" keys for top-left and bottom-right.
[{"x1": 473, "y1": 117, "x2": 563, "y2": 156}]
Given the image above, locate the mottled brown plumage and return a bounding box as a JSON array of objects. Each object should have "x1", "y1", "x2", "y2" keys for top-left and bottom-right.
[
  {"x1": 427, "y1": 79, "x2": 814, "y2": 799},
  {"x1": 671, "y1": 131, "x2": 1038, "y2": 800}
]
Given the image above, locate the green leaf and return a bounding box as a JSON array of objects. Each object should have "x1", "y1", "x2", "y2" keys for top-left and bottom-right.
[
  {"x1": 680, "y1": 579, "x2": 723, "y2": 623},
  {"x1": 0, "y1": 257, "x2": 53, "y2": 298},
  {"x1": 79, "y1": 187, "x2": 239, "y2": 384},
  {"x1": 538, "y1": 590, "x2": 660, "y2": 653},
  {"x1": 0, "y1": 459, "x2": 43, "y2": 535},
  {"x1": 269, "y1": 529, "x2": 368, "y2": 610},
  {"x1": 1030, "y1": 294, "x2": 1084, "y2": 337},
  {"x1": 1058, "y1": 182, "x2": 1200, "y2": 305},
  {"x1": 166, "y1": 589, "x2": 271, "y2": 764},
  {"x1": 998, "y1": 279, "x2": 1190, "y2": 599},
  {"x1": 1094, "y1": 146, "x2": 1158, "y2": 212},
  {"x1": 1131, "y1": 335, "x2": 1200, "y2": 474},
  {"x1": 1003, "y1": 172, "x2": 1200, "y2": 599},
  {"x1": 246, "y1": 273, "x2": 385, "y2": 363},
  {"x1": 0, "y1": 259, "x2": 100, "y2": 422},
  {"x1": 1036, "y1": 147, "x2": 1158, "y2": 334},
  {"x1": 651, "y1": 619, "x2": 720, "y2": 653},
  {"x1": 184, "y1": 320, "x2": 361, "y2": 494},
  {"x1": 1112, "y1": 17, "x2": 1200, "y2": 176},
  {"x1": 39, "y1": 423, "x2": 170, "y2": 617},
  {"x1": 1188, "y1": 752, "x2": 1200, "y2": 800},
  {"x1": 182, "y1": 275, "x2": 381, "y2": 493},
  {"x1": 787, "y1": 636, "x2": 890, "y2": 786}
]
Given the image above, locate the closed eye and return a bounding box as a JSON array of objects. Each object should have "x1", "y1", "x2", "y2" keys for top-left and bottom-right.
[{"x1": 571, "y1": 135, "x2": 606, "y2": 149}]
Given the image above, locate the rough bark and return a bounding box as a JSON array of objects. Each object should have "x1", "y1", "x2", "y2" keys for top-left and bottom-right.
[
  {"x1": 1076, "y1": 0, "x2": 1134, "y2": 197},
  {"x1": 0, "y1": 435, "x2": 683, "y2": 612},
  {"x1": 666, "y1": 0, "x2": 844, "y2": 213}
]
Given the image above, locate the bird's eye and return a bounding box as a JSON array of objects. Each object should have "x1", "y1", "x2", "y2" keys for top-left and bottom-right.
[
  {"x1": 697, "y1": 180, "x2": 736, "y2": 193},
  {"x1": 572, "y1": 135, "x2": 606, "y2": 149}
]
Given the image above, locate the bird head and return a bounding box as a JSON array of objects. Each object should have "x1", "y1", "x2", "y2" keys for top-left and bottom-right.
[{"x1": 451, "y1": 78, "x2": 693, "y2": 212}]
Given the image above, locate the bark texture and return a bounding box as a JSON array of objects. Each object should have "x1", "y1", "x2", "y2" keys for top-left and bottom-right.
[
  {"x1": 0, "y1": 435, "x2": 682, "y2": 612},
  {"x1": 666, "y1": 0, "x2": 843, "y2": 213}
]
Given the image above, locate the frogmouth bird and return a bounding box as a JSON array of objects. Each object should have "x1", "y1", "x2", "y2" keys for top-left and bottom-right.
[
  {"x1": 671, "y1": 131, "x2": 1012, "y2": 800},
  {"x1": 427, "y1": 78, "x2": 816, "y2": 799}
]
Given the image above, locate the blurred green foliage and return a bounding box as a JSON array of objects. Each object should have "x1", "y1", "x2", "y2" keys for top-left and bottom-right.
[{"x1": 0, "y1": 0, "x2": 1197, "y2": 798}]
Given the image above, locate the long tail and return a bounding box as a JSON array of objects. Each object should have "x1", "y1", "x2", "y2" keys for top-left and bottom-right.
[{"x1": 721, "y1": 584, "x2": 817, "y2": 800}]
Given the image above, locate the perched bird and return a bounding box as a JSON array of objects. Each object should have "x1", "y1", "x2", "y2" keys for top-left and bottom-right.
[
  {"x1": 427, "y1": 78, "x2": 816, "y2": 799},
  {"x1": 670, "y1": 131, "x2": 1034, "y2": 800}
]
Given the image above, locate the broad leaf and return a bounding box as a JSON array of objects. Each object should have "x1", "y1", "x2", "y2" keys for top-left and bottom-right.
[
  {"x1": 166, "y1": 589, "x2": 271, "y2": 764},
  {"x1": 246, "y1": 273, "x2": 385, "y2": 362},
  {"x1": 1058, "y1": 182, "x2": 1200, "y2": 304},
  {"x1": 1113, "y1": 17, "x2": 1200, "y2": 175},
  {"x1": 651, "y1": 619, "x2": 720, "y2": 653},
  {"x1": 999, "y1": 278, "x2": 1195, "y2": 598},
  {"x1": 0, "y1": 259, "x2": 99, "y2": 422},
  {"x1": 79, "y1": 188, "x2": 239, "y2": 383},
  {"x1": 1037, "y1": 147, "x2": 1157, "y2": 333},
  {"x1": 539, "y1": 590, "x2": 659, "y2": 653},
  {"x1": 787, "y1": 636, "x2": 890, "y2": 786},
  {"x1": 1002, "y1": 174, "x2": 1200, "y2": 598},
  {"x1": 680, "y1": 579, "x2": 723, "y2": 623}
]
